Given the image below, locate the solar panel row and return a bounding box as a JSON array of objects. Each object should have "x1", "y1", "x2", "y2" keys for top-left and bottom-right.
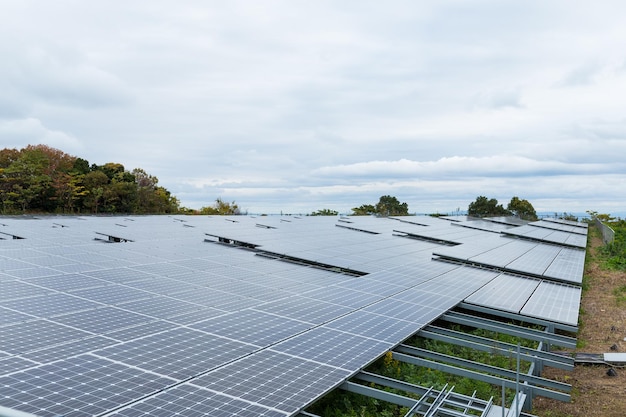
[{"x1": 0, "y1": 215, "x2": 586, "y2": 416}]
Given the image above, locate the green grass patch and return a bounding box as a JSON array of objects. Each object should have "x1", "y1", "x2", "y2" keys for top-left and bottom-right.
[{"x1": 613, "y1": 285, "x2": 626, "y2": 304}]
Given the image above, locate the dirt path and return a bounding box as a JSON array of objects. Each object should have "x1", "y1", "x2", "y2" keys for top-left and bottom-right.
[{"x1": 532, "y1": 226, "x2": 626, "y2": 417}]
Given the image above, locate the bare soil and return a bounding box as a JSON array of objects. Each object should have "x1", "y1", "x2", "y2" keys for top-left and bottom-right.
[{"x1": 531, "y1": 227, "x2": 626, "y2": 417}]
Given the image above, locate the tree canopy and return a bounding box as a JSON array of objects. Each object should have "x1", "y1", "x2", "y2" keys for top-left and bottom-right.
[
  {"x1": 352, "y1": 195, "x2": 409, "y2": 216},
  {"x1": 199, "y1": 198, "x2": 242, "y2": 215},
  {"x1": 467, "y1": 195, "x2": 537, "y2": 220},
  {"x1": 467, "y1": 196, "x2": 509, "y2": 218},
  {"x1": 507, "y1": 196, "x2": 538, "y2": 220},
  {"x1": 1, "y1": 145, "x2": 179, "y2": 214},
  {"x1": 310, "y1": 209, "x2": 339, "y2": 216}
]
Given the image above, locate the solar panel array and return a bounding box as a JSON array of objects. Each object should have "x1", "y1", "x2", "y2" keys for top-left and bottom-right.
[{"x1": 0, "y1": 215, "x2": 587, "y2": 416}]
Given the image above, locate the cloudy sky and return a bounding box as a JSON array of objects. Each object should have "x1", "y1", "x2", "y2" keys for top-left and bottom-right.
[{"x1": 2, "y1": 1, "x2": 626, "y2": 215}]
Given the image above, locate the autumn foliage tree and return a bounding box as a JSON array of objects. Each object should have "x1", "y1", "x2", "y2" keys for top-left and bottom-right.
[{"x1": 0, "y1": 145, "x2": 179, "y2": 214}]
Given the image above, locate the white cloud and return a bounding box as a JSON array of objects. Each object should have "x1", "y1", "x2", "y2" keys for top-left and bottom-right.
[
  {"x1": 1, "y1": 1, "x2": 626, "y2": 216},
  {"x1": 0, "y1": 118, "x2": 83, "y2": 152}
]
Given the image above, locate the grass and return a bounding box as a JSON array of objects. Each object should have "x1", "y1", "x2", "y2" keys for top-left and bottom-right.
[{"x1": 612, "y1": 285, "x2": 626, "y2": 304}]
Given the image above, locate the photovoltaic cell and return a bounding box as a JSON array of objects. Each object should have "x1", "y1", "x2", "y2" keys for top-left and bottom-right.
[
  {"x1": 0, "y1": 356, "x2": 38, "y2": 375},
  {"x1": 325, "y1": 310, "x2": 422, "y2": 343},
  {"x1": 2, "y1": 293, "x2": 101, "y2": 317},
  {"x1": 301, "y1": 285, "x2": 382, "y2": 308},
  {"x1": 190, "y1": 309, "x2": 311, "y2": 347},
  {"x1": 0, "y1": 320, "x2": 92, "y2": 354},
  {"x1": 0, "y1": 354, "x2": 175, "y2": 417},
  {"x1": 521, "y1": 282, "x2": 582, "y2": 326},
  {"x1": 465, "y1": 274, "x2": 541, "y2": 313},
  {"x1": 270, "y1": 327, "x2": 391, "y2": 371},
  {"x1": 253, "y1": 296, "x2": 353, "y2": 325},
  {"x1": 70, "y1": 284, "x2": 152, "y2": 305},
  {"x1": 21, "y1": 336, "x2": 119, "y2": 363},
  {"x1": 116, "y1": 296, "x2": 203, "y2": 319},
  {"x1": 505, "y1": 245, "x2": 562, "y2": 276},
  {"x1": 26, "y1": 273, "x2": 107, "y2": 292},
  {"x1": 50, "y1": 306, "x2": 153, "y2": 334},
  {"x1": 543, "y1": 248, "x2": 585, "y2": 284},
  {"x1": 363, "y1": 298, "x2": 440, "y2": 324},
  {"x1": 191, "y1": 350, "x2": 351, "y2": 414},
  {"x1": 105, "y1": 320, "x2": 179, "y2": 342},
  {"x1": 166, "y1": 307, "x2": 227, "y2": 325},
  {"x1": 95, "y1": 327, "x2": 257, "y2": 380},
  {"x1": 0, "y1": 307, "x2": 34, "y2": 327},
  {"x1": 109, "y1": 384, "x2": 288, "y2": 417},
  {"x1": 0, "y1": 280, "x2": 51, "y2": 301}
]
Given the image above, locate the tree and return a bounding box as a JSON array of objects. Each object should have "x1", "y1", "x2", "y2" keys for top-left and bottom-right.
[
  {"x1": 507, "y1": 197, "x2": 537, "y2": 221},
  {"x1": 311, "y1": 209, "x2": 338, "y2": 216},
  {"x1": 82, "y1": 171, "x2": 109, "y2": 213},
  {"x1": 351, "y1": 204, "x2": 376, "y2": 216},
  {"x1": 200, "y1": 198, "x2": 241, "y2": 215},
  {"x1": 375, "y1": 195, "x2": 409, "y2": 216},
  {"x1": 351, "y1": 196, "x2": 409, "y2": 216},
  {"x1": 467, "y1": 196, "x2": 510, "y2": 218},
  {"x1": 1, "y1": 145, "x2": 181, "y2": 214}
]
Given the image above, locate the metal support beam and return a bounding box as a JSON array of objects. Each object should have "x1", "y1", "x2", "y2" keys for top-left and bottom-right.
[
  {"x1": 394, "y1": 345, "x2": 571, "y2": 393},
  {"x1": 354, "y1": 371, "x2": 432, "y2": 397},
  {"x1": 457, "y1": 302, "x2": 578, "y2": 334},
  {"x1": 419, "y1": 325, "x2": 574, "y2": 370},
  {"x1": 340, "y1": 381, "x2": 417, "y2": 408},
  {"x1": 440, "y1": 311, "x2": 576, "y2": 348},
  {"x1": 347, "y1": 374, "x2": 497, "y2": 417},
  {"x1": 391, "y1": 352, "x2": 570, "y2": 403}
]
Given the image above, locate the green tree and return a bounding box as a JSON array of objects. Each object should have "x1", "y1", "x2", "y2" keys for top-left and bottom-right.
[
  {"x1": 200, "y1": 198, "x2": 241, "y2": 215},
  {"x1": 311, "y1": 209, "x2": 339, "y2": 216},
  {"x1": 1, "y1": 145, "x2": 180, "y2": 215},
  {"x1": 351, "y1": 204, "x2": 376, "y2": 216},
  {"x1": 375, "y1": 195, "x2": 409, "y2": 216},
  {"x1": 82, "y1": 170, "x2": 109, "y2": 213},
  {"x1": 467, "y1": 196, "x2": 511, "y2": 218},
  {"x1": 507, "y1": 197, "x2": 537, "y2": 221},
  {"x1": 352, "y1": 195, "x2": 409, "y2": 216}
]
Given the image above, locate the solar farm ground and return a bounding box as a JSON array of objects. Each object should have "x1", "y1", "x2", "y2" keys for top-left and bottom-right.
[{"x1": 532, "y1": 226, "x2": 626, "y2": 417}]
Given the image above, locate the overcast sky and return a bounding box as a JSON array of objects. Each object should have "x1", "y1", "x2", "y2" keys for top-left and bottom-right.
[{"x1": 2, "y1": 1, "x2": 625, "y2": 215}]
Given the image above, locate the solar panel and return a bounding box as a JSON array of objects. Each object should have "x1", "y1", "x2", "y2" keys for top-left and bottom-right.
[
  {"x1": 190, "y1": 309, "x2": 311, "y2": 347},
  {"x1": 0, "y1": 280, "x2": 51, "y2": 301},
  {"x1": 0, "y1": 354, "x2": 175, "y2": 417},
  {"x1": 520, "y1": 282, "x2": 582, "y2": 326},
  {"x1": 27, "y1": 273, "x2": 108, "y2": 292},
  {"x1": 465, "y1": 274, "x2": 541, "y2": 313},
  {"x1": 0, "y1": 356, "x2": 37, "y2": 375},
  {"x1": 95, "y1": 327, "x2": 257, "y2": 380},
  {"x1": 22, "y1": 335, "x2": 119, "y2": 363},
  {"x1": 270, "y1": 326, "x2": 391, "y2": 371},
  {"x1": 325, "y1": 309, "x2": 423, "y2": 343},
  {"x1": 2, "y1": 293, "x2": 100, "y2": 317},
  {"x1": 191, "y1": 350, "x2": 351, "y2": 415},
  {"x1": 254, "y1": 296, "x2": 353, "y2": 325},
  {"x1": 0, "y1": 320, "x2": 92, "y2": 355},
  {"x1": 0, "y1": 306, "x2": 34, "y2": 326},
  {"x1": 51, "y1": 306, "x2": 153, "y2": 334},
  {"x1": 110, "y1": 384, "x2": 287, "y2": 417}
]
